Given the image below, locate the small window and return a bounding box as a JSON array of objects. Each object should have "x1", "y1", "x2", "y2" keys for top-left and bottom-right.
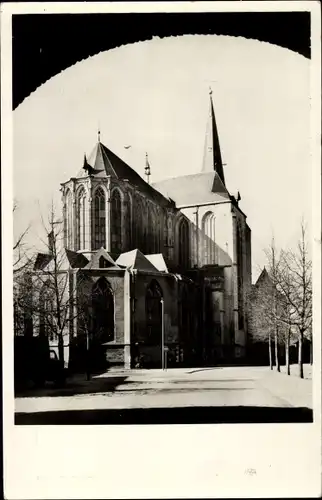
[{"x1": 99, "y1": 256, "x2": 109, "y2": 268}]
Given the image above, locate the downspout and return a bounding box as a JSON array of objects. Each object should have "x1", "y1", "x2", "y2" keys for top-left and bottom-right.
[
  {"x1": 123, "y1": 267, "x2": 136, "y2": 369},
  {"x1": 129, "y1": 268, "x2": 137, "y2": 367},
  {"x1": 194, "y1": 206, "x2": 199, "y2": 267}
]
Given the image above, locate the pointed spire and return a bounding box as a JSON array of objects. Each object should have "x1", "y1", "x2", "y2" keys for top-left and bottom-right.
[
  {"x1": 145, "y1": 152, "x2": 151, "y2": 184},
  {"x1": 98, "y1": 128, "x2": 101, "y2": 143},
  {"x1": 201, "y1": 88, "x2": 225, "y2": 185},
  {"x1": 83, "y1": 153, "x2": 94, "y2": 175}
]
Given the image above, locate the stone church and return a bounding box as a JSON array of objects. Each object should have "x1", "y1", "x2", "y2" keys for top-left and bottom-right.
[{"x1": 31, "y1": 91, "x2": 252, "y2": 370}]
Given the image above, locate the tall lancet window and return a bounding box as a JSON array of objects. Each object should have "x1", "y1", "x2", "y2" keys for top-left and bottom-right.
[
  {"x1": 111, "y1": 189, "x2": 122, "y2": 254},
  {"x1": 135, "y1": 200, "x2": 144, "y2": 250},
  {"x1": 76, "y1": 187, "x2": 86, "y2": 250},
  {"x1": 178, "y1": 218, "x2": 190, "y2": 269},
  {"x1": 66, "y1": 189, "x2": 73, "y2": 249},
  {"x1": 93, "y1": 187, "x2": 106, "y2": 250},
  {"x1": 202, "y1": 212, "x2": 215, "y2": 264}
]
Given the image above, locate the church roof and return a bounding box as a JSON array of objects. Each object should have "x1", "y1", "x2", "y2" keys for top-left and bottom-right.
[
  {"x1": 115, "y1": 249, "x2": 159, "y2": 272},
  {"x1": 77, "y1": 141, "x2": 174, "y2": 208},
  {"x1": 34, "y1": 253, "x2": 52, "y2": 270},
  {"x1": 255, "y1": 267, "x2": 271, "y2": 287},
  {"x1": 84, "y1": 247, "x2": 120, "y2": 269},
  {"x1": 152, "y1": 171, "x2": 230, "y2": 208},
  {"x1": 34, "y1": 249, "x2": 89, "y2": 271},
  {"x1": 65, "y1": 249, "x2": 90, "y2": 268},
  {"x1": 145, "y1": 254, "x2": 169, "y2": 272}
]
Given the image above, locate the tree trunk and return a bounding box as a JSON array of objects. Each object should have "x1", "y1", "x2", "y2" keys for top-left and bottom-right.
[
  {"x1": 285, "y1": 330, "x2": 290, "y2": 375},
  {"x1": 310, "y1": 340, "x2": 313, "y2": 365},
  {"x1": 58, "y1": 333, "x2": 65, "y2": 370},
  {"x1": 274, "y1": 325, "x2": 280, "y2": 372},
  {"x1": 298, "y1": 330, "x2": 304, "y2": 379},
  {"x1": 268, "y1": 330, "x2": 273, "y2": 370}
]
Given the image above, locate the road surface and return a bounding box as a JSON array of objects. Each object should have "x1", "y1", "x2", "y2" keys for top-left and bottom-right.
[{"x1": 15, "y1": 366, "x2": 313, "y2": 424}]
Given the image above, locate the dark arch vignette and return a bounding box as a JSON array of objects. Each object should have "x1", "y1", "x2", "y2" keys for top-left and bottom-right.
[{"x1": 12, "y1": 11, "x2": 311, "y2": 109}]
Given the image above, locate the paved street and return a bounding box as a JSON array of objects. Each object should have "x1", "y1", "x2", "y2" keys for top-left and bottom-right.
[{"x1": 15, "y1": 365, "x2": 313, "y2": 424}]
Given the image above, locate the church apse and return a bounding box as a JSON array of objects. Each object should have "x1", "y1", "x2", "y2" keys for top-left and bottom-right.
[{"x1": 26, "y1": 90, "x2": 252, "y2": 372}]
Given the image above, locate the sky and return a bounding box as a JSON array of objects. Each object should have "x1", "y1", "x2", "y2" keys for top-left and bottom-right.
[{"x1": 13, "y1": 35, "x2": 311, "y2": 282}]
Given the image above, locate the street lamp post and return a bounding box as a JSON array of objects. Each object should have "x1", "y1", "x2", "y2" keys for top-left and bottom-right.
[
  {"x1": 160, "y1": 298, "x2": 165, "y2": 370},
  {"x1": 85, "y1": 328, "x2": 91, "y2": 381}
]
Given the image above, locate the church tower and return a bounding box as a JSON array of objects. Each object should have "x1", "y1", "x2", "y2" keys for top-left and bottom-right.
[{"x1": 153, "y1": 89, "x2": 252, "y2": 360}]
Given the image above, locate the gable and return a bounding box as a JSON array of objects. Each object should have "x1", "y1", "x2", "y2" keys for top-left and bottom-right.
[
  {"x1": 116, "y1": 249, "x2": 159, "y2": 272},
  {"x1": 84, "y1": 248, "x2": 120, "y2": 269},
  {"x1": 145, "y1": 254, "x2": 169, "y2": 272}
]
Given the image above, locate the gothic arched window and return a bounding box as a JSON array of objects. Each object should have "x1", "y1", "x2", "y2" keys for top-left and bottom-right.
[
  {"x1": 149, "y1": 207, "x2": 159, "y2": 254},
  {"x1": 92, "y1": 277, "x2": 114, "y2": 342},
  {"x1": 178, "y1": 218, "x2": 190, "y2": 269},
  {"x1": 202, "y1": 212, "x2": 216, "y2": 264},
  {"x1": 111, "y1": 189, "x2": 122, "y2": 254},
  {"x1": 153, "y1": 209, "x2": 159, "y2": 253},
  {"x1": 127, "y1": 192, "x2": 133, "y2": 249},
  {"x1": 76, "y1": 187, "x2": 86, "y2": 251},
  {"x1": 146, "y1": 206, "x2": 156, "y2": 254},
  {"x1": 145, "y1": 280, "x2": 163, "y2": 344},
  {"x1": 93, "y1": 187, "x2": 106, "y2": 250},
  {"x1": 135, "y1": 200, "x2": 144, "y2": 250},
  {"x1": 66, "y1": 189, "x2": 73, "y2": 249}
]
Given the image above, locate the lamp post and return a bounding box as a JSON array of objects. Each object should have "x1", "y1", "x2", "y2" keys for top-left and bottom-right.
[
  {"x1": 160, "y1": 297, "x2": 165, "y2": 370},
  {"x1": 85, "y1": 326, "x2": 91, "y2": 381}
]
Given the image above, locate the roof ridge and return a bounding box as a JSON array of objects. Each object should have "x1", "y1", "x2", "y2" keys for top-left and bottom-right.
[
  {"x1": 99, "y1": 143, "x2": 118, "y2": 177},
  {"x1": 153, "y1": 171, "x2": 216, "y2": 185}
]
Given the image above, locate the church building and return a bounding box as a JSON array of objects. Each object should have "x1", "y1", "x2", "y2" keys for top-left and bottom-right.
[{"x1": 31, "y1": 91, "x2": 252, "y2": 370}]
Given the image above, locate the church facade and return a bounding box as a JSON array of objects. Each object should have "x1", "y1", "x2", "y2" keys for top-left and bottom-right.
[{"x1": 31, "y1": 92, "x2": 252, "y2": 370}]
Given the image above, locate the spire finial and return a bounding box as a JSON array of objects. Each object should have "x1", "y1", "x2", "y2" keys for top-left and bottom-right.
[
  {"x1": 209, "y1": 86, "x2": 213, "y2": 96},
  {"x1": 98, "y1": 128, "x2": 101, "y2": 143},
  {"x1": 145, "y1": 152, "x2": 151, "y2": 184}
]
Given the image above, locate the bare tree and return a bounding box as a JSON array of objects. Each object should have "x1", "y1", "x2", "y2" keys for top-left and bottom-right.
[
  {"x1": 13, "y1": 201, "x2": 34, "y2": 336},
  {"x1": 28, "y1": 203, "x2": 72, "y2": 371},
  {"x1": 263, "y1": 237, "x2": 285, "y2": 372},
  {"x1": 248, "y1": 240, "x2": 289, "y2": 372},
  {"x1": 275, "y1": 264, "x2": 299, "y2": 376},
  {"x1": 278, "y1": 221, "x2": 312, "y2": 378},
  {"x1": 248, "y1": 280, "x2": 275, "y2": 369},
  {"x1": 13, "y1": 201, "x2": 32, "y2": 273}
]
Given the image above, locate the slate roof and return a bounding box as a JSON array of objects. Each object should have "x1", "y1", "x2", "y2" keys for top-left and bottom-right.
[
  {"x1": 77, "y1": 141, "x2": 174, "y2": 208},
  {"x1": 152, "y1": 171, "x2": 230, "y2": 207},
  {"x1": 254, "y1": 267, "x2": 271, "y2": 288},
  {"x1": 115, "y1": 249, "x2": 159, "y2": 272},
  {"x1": 34, "y1": 253, "x2": 52, "y2": 271},
  {"x1": 65, "y1": 249, "x2": 89, "y2": 268},
  {"x1": 34, "y1": 249, "x2": 89, "y2": 271},
  {"x1": 145, "y1": 254, "x2": 169, "y2": 272},
  {"x1": 84, "y1": 247, "x2": 121, "y2": 270}
]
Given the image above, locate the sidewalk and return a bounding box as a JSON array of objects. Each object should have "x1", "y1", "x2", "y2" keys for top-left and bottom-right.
[
  {"x1": 279, "y1": 363, "x2": 312, "y2": 380},
  {"x1": 259, "y1": 367, "x2": 312, "y2": 409}
]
